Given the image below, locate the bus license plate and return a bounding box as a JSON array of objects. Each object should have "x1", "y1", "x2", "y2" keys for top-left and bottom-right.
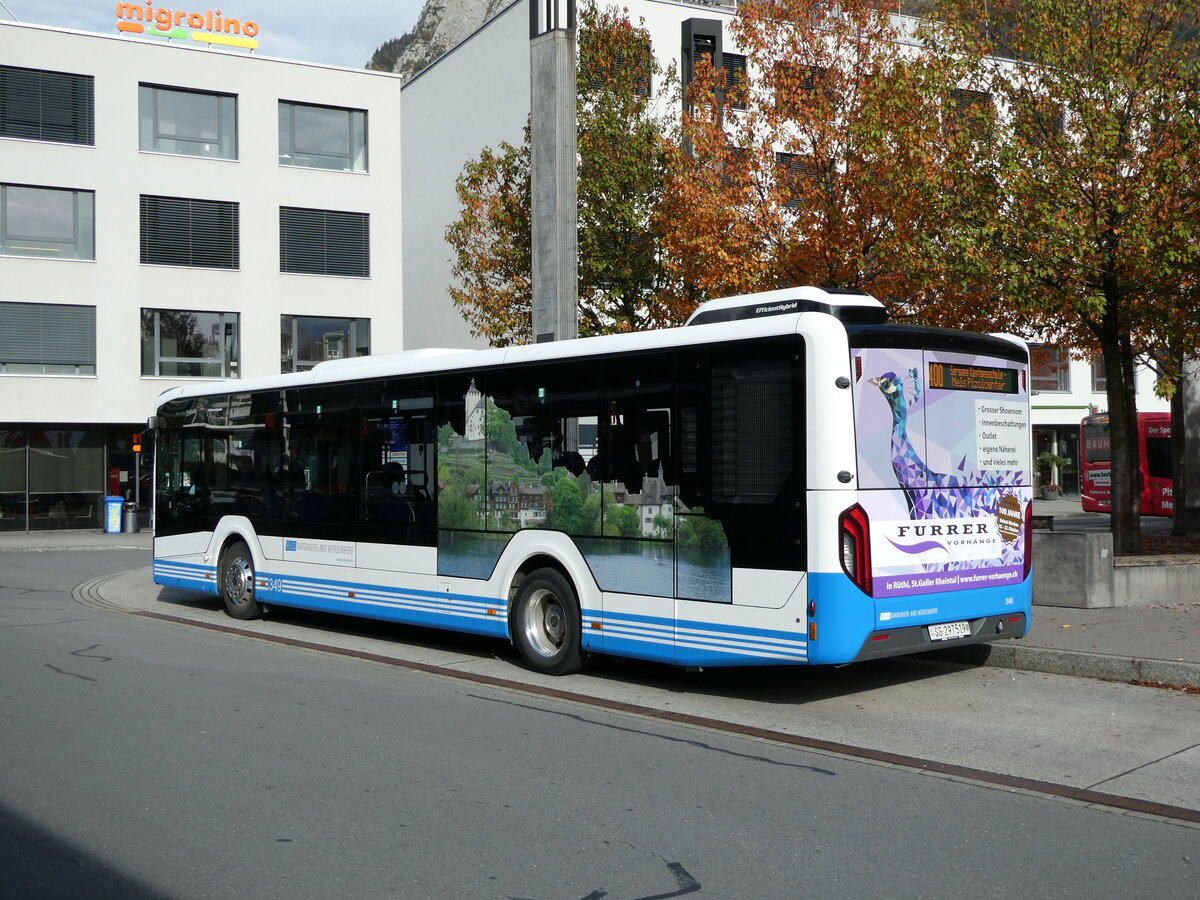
[{"x1": 928, "y1": 621, "x2": 971, "y2": 642}]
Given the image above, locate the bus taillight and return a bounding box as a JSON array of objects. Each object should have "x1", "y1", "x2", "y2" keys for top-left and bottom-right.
[
  {"x1": 1023, "y1": 498, "x2": 1034, "y2": 581},
  {"x1": 839, "y1": 504, "x2": 872, "y2": 595}
]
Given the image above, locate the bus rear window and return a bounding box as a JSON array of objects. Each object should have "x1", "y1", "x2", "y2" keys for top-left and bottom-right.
[{"x1": 1082, "y1": 426, "x2": 1110, "y2": 463}]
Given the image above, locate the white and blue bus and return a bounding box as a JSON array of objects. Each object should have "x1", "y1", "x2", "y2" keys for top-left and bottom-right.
[{"x1": 151, "y1": 287, "x2": 1033, "y2": 674}]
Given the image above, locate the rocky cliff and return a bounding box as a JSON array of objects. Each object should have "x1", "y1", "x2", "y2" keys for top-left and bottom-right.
[{"x1": 367, "y1": 0, "x2": 514, "y2": 80}]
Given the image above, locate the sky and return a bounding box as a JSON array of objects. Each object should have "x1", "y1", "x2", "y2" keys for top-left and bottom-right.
[{"x1": 2, "y1": 0, "x2": 426, "y2": 69}]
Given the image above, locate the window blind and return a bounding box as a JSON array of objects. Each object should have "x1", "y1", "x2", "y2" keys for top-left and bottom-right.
[
  {"x1": 0, "y1": 65, "x2": 94, "y2": 145},
  {"x1": 140, "y1": 195, "x2": 239, "y2": 269},
  {"x1": 280, "y1": 206, "x2": 369, "y2": 277},
  {"x1": 0, "y1": 301, "x2": 96, "y2": 366}
]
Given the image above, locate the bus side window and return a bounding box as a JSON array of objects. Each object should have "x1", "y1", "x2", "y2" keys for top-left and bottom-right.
[
  {"x1": 710, "y1": 360, "x2": 793, "y2": 504},
  {"x1": 282, "y1": 387, "x2": 357, "y2": 529},
  {"x1": 704, "y1": 348, "x2": 803, "y2": 572},
  {"x1": 359, "y1": 380, "x2": 436, "y2": 543},
  {"x1": 1145, "y1": 436, "x2": 1172, "y2": 479}
]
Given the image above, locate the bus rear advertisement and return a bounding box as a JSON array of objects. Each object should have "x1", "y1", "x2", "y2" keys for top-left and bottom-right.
[{"x1": 151, "y1": 287, "x2": 1032, "y2": 674}]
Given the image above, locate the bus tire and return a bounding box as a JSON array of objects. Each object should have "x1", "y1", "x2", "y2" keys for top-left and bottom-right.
[
  {"x1": 219, "y1": 540, "x2": 262, "y2": 621},
  {"x1": 512, "y1": 568, "x2": 582, "y2": 675}
]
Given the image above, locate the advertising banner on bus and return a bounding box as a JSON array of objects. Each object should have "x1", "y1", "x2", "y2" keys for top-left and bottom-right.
[{"x1": 853, "y1": 346, "x2": 1031, "y2": 599}]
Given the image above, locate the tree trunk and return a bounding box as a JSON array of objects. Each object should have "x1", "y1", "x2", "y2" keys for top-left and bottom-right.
[{"x1": 1102, "y1": 332, "x2": 1141, "y2": 555}]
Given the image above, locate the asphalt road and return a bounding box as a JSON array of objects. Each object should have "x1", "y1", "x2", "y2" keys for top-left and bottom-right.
[{"x1": 2, "y1": 550, "x2": 1197, "y2": 899}]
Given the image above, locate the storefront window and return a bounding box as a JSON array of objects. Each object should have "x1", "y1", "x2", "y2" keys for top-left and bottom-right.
[
  {"x1": 27, "y1": 429, "x2": 104, "y2": 529},
  {"x1": 0, "y1": 427, "x2": 138, "y2": 531},
  {"x1": 0, "y1": 429, "x2": 26, "y2": 532}
]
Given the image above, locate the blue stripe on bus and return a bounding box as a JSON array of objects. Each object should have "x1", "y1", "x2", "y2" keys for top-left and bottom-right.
[
  {"x1": 155, "y1": 562, "x2": 810, "y2": 666},
  {"x1": 583, "y1": 607, "x2": 808, "y2": 667},
  {"x1": 155, "y1": 561, "x2": 1029, "y2": 667},
  {"x1": 153, "y1": 560, "x2": 219, "y2": 596},
  {"x1": 256, "y1": 570, "x2": 510, "y2": 639}
]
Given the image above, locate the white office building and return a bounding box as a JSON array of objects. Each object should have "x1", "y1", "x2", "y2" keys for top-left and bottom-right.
[{"x1": 0, "y1": 20, "x2": 403, "y2": 531}]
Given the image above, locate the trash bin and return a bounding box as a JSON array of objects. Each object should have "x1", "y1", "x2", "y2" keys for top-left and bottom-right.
[
  {"x1": 104, "y1": 496, "x2": 123, "y2": 534},
  {"x1": 121, "y1": 501, "x2": 140, "y2": 533}
]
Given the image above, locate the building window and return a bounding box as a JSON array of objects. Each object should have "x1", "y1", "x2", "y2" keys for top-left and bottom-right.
[
  {"x1": 0, "y1": 301, "x2": 96, "y2": 375},
  {"x1": 140, "y1": 195, "x2": 239, "y2": 269},
  {"x1": 0, "y1": 428, "x2": 107, "y2": 533},
  {"x1": 279, "y1": 206, "x2": 369, "y2": 277},
  {"x1": 1031, "y1": 343, "x2": 1070, "y2": 393},
  {"x1": 278, "y1": 101, "x2": 367, "y2": 172},
  {"x1": 1091, "y1": 355, "x2": 1106, "y2": 392},
  {"x1": 774, "y1": 153, "x2": 833, "y2": 209},
  {"x1": 1, "y1": 184, "x2": 94, "y2": 259},
  {"x1": 581, "y1": 32, "x2": 651, "y2": 97},
  {"x1": 773, "y1": 64, "x2": 828, "y2": 119},
  {"x1": 723, "y1": 53, "x2": 748, "y2": 111},
  {"x1": 141, "y1": 309, "x2": 239, "y2": 378},
  {"x1": 280, "y1": 315, "x2": 370, "y2": 373},
  {"x1": 139, "y1": 84, "x2": 237, "y2": 159},
  {"x1": 1015, "y1": 95, "x2": 1066, "y2": 148},
  {"x1": 0, "y1": 64, "x2": 94, "y2": 145},
  {"x1": 948, "y1": 88, "x2": 995, "y2": 140}
]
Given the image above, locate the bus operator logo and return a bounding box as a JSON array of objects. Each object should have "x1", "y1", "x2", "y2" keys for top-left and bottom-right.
[{"x1": 116, "y1": 2, "x2": 260, "y2": 50}]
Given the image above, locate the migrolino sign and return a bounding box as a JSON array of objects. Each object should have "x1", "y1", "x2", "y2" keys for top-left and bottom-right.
[{"x1": 116, "y1": 2, "x2": 260, "y2": 50}]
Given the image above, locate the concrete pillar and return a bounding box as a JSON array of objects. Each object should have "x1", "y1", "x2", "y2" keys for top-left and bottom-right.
[{"x1": 530, "y1": 0, "x2": 578, "y2": 344}]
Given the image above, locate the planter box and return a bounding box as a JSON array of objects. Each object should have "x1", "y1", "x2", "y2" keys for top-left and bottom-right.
[
  {"x1": 1114, "y1": 553, "x2": 1200, "y2": 606},
  {"x1": 1033, "y1": 531, "x2": 1200, "y2": 607}
]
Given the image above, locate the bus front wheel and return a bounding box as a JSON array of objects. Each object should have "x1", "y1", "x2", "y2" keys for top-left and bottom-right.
[
  {"x1": 513, "y1": 569, "x2": 582, "y2": 675},
  {"x1": 219, "y1": 540, "x2": 262, "y2": 620}
]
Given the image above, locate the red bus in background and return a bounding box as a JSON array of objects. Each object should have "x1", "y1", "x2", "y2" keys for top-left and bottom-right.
[{"x1": 1080, "y1": 412, "x2": 1173, "y2": 516}]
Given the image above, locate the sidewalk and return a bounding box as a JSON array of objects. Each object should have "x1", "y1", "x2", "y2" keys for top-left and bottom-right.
[
  {"x1": 0, "y1": 528, "x2": 153, "y2": 552},
  {"x1": 3, "y1": 521, "x2": 1198, "y2": 689},
  {"x1": 968, "y1": 496, "x2": 1200, "y2": 688}
]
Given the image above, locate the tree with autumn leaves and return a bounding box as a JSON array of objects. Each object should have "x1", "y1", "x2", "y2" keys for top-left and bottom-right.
[
  {"x1": 658, "y1": 0, "x2": 973, "y2": 321},
  {"x1": 917, "y1": 0, "x2": 1200, "y2": 550},
  {"x1": 448, "y1": 0, "x2": 1200, "y2": 549},
  {"x1": 446, "y1": 135, "x2": 533, "y2": 346},
  {"x1": 445, "y1": 4, "x2": 677, "y2": 344}
]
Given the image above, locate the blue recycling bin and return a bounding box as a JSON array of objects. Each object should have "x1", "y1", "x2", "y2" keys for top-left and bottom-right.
[{"x1": 104, "y1": 496, "x2": 123, "y2": 534}]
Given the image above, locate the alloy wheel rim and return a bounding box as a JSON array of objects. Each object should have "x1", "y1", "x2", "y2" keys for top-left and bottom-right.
[{"x1": 523, "y1": 588, "x2": 565, "y2": 657}]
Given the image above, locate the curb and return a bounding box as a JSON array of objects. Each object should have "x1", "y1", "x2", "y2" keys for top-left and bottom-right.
[{"x1": 931, "y1": 642, "x2": 1200, "y2": 690}]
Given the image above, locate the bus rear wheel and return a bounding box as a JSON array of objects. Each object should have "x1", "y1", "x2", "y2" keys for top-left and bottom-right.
[
  {"x1": 513, "y1": 569, "x2": 582, "y2": 675},
  {"x1": 219, "y1": 540, "x2": 262, "y2": 620}
]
